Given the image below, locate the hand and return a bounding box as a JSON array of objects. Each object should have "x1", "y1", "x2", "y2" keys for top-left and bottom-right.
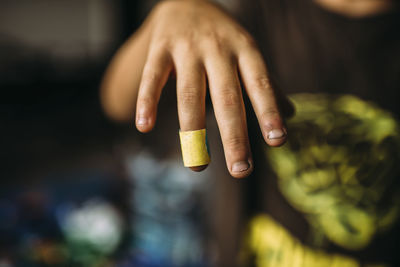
[{"x1": 101, "y1": 0, "x2": 289, "y2": 178}]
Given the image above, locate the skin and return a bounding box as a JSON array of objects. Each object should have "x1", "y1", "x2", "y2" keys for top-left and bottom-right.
[
  {"x1": 314, "y1": 0, "x2": 395, "y2": 17},
  {"x1": 101, "y1": 0, "x2": 287, "y2": 178},
  {"x1": 100, "y1": 0, "x2": 393, "y2": 178}
]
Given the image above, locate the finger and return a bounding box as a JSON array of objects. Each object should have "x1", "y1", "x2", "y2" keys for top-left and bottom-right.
[
  {"x1": 204, "y1": 54, "x2": 253, "y2": 178},
  {"x1": 100, "y1": 23, "x2": 151, "y2": 122},
  {"x1": 175, "y1": 57, "x2": 208, "y2": 172},
  {"x1": 237, "y1": 48, "x2": 287, "y2": 147},
  {"x1": 136, "y1": 46, "x2": 172, "y2": 132}
]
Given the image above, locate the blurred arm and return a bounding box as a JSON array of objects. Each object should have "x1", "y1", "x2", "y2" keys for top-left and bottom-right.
[{"x1": 314, "y1": 0, "x2": 395, "y2": 17}]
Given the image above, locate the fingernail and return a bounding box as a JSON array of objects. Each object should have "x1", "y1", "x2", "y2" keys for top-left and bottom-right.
[
  {"x1": 136, "y1": 117, "x2": 148, "y2": 126},
  {"x1": 232, "y1": 161, "x2": 250, "y2": 173},
  {"x1": 267, "y1": 129, "x2": 286, "y2": 140}
]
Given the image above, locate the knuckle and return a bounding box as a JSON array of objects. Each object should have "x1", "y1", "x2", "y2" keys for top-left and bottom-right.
[
  {"x1": 173, "y1": 37, "x2": 199, "y2": 57},
  {"x1": 251, "y1": 76, "x2": 271, "y2": 91},
  {"x1": 202, "y1": 29, "x2": 218, "y2": 41},
  {"x1": 225, "y1": 136, "x2": 248, "y2": 152},
  {"x1": 220, "y1": 90, "x2": 241, "y2": 107},
  {"x1": 153, "y1": 37, "x2": 170, "y2": 50},
  {"x1": 175, "y1": 37, "x2": 193, "y2": 51},
  {"x1": 261, "y1": 108, "x2": 280, "y2": 121},
  {"x1": 263, "y1": 108, "x2": 279, "y2": 116},
  {"x1": 149, "y1": 33, "x2": 170, "y2": 52},
  {"x1": 178, "y1": 88, "x2": 201, "y2": 106},
  {"x1": 202, "y1": 35, "x2": 226, "y2": 54},
  {"x1": 197, "y1": 28, "x2": 234, "y2": 57},
  {"x1": 137, "y1": 96, "x2": 155, "y2": 109},
  {"x1": 238, "y1": 32, "x2": 258, "y2": 49},
  {"x1": 141, "y1": 70, "x2": 162, "y2": 86}
]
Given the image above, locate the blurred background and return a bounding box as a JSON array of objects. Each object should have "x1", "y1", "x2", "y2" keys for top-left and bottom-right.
[
  {"x1": 2, "y1": 0, "x2": 135, "y2": 180},
  {"x1": 2, "y1": 1, "x2": 400, "y2": 267},
  {"x1": 1, "y1": 0, "x2": 147, "y2": 181},
  {"x1": 0, "y1": 1, "x2": 221, "y2": 266}
]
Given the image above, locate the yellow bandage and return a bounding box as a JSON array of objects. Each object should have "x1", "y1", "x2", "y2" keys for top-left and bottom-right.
[{"x1": 179, "y1": 129, "x2": 211, "y2": 167}]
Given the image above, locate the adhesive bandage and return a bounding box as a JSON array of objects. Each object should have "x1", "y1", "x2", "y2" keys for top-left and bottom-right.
[{"x1": 179, "y1": 129, "x2": 210, "y2": 167}]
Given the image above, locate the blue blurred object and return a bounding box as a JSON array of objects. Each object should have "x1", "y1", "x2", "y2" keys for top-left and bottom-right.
[
  {"x1": 124, "y1": 150, "x2": 210, "y2": 267},
  {"x1": 0, "y1": 154, "x2": 212, "y2": 267}
]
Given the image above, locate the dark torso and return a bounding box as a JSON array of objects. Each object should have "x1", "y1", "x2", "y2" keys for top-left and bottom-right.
[
  {"x1": 240, "y1": 0, "x2": 400, "y2": 116},
  {"x1": 236, "y1": 0, "x2": 400, "y2": 265}
]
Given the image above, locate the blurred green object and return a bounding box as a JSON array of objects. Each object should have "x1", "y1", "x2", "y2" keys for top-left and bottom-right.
[{"x1": 266, "y1": 94, "x2": 400, "y2": 250}]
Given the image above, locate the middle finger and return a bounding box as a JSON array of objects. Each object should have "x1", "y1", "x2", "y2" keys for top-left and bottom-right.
[{"x1": 204, "y1": 54, "x2": 253, "y2": 178}]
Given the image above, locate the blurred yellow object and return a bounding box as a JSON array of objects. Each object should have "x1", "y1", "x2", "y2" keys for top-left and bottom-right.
[
  {"x1": 179, "y1": 129, "x2": 210, "y2": 167},
  {"x1": 242, "y1": 215, "x2": 366, "y2": 267},
  {"x1": 266, "y1": 94, "x2": 400, "y2": 250}
]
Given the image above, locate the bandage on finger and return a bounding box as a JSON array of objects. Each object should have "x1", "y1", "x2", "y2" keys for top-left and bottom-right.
[{"x1": 179, "y1": 129, "x2": 211, "y2": 167}]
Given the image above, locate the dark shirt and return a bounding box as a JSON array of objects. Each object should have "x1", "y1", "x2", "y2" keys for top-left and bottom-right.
[
  {"x1": 240, "y1": 0, "x2": 400, "y2": 117},
  {"x1": 236, "y1": 0, "x2": 400, "y2": 265}
]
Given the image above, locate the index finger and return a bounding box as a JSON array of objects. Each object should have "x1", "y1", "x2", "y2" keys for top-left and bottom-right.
[{"x1": 237, "y1": 48, "x2": 287, "y2": 146}]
